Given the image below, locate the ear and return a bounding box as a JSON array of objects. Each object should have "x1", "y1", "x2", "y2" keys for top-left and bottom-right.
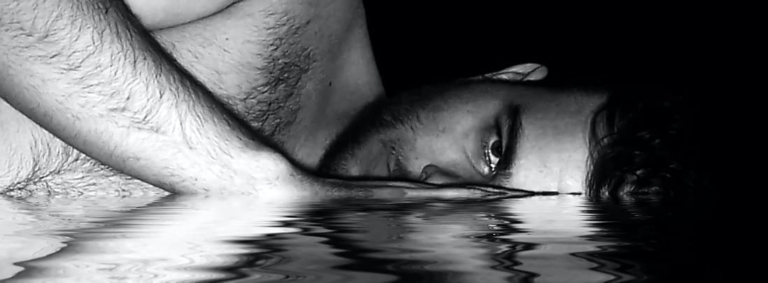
[{"x1": 475, "y1": 63, "x2": 548, "y2": 81}]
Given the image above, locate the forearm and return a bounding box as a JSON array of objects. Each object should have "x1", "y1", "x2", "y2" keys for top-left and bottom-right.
[{"x1": 0, "y1": 0, "x2": 291, "y2": 194}]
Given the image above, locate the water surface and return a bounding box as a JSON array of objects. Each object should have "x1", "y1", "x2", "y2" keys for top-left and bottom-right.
[{"x1": 0, "y1": 193, "x2": 720, "y2": 282}]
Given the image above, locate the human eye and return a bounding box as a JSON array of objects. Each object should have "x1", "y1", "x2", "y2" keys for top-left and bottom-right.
[{"x1": 483, "y1": 133, "x2": 503, "y2": 174}]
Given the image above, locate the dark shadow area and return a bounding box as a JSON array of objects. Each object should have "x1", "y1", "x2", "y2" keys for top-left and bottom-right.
[
  {"x1": 364, "y1": 3, "x2": 715, "y2": 91},
  {"x1": 582, "y1": 195, "x2": 727, "y2": 282}
]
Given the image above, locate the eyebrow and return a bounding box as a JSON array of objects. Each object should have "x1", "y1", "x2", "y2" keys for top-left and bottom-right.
[{"x1": 493, "y1": 105, "x2": 522, "y2": 186}]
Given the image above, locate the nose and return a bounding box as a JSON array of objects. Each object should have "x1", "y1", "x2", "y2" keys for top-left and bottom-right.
[{"x1": 419, "y1": 165, "x2": 463, "y2": 185}]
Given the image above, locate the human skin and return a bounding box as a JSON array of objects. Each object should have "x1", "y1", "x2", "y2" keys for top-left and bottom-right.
[
  {"x1": 319, "y1": 80, "x2": 606, "y2": 193},
  {"x1": 0, "y1": 0, "x2": 399, "y2": 197},
  {"x1": 1, "y1": 0, "x2": 537, "y2": 198}
]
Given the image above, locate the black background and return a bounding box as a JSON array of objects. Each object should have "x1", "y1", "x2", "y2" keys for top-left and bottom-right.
[{"x1": 363, "y1": 3, "x2": 718, "y2": 94}]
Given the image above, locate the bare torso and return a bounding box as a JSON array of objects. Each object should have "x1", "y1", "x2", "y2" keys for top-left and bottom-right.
[
  {"x1": 0, "y1": 0, "x2": 382, "y2": 193},
  {"x1": 138, "y1": 0, "x2": 384, "y2": 167}
]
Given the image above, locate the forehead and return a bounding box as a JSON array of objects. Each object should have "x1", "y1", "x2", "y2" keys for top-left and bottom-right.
[
  {"x1": 480, "y1": 85, "x2": 606, "y2": 192},
  {"x1": 439, "y1": 81, "x2": 604, "y2": 112},
  {"x1": 417, "y1": 82, "x2": 589, "y2": 134},
  {"x1": 432, "y1": 81, "x2": 607, "y2": 191},
  {"x1": 439, "y1": 81, "x2": 557, "y2": 106}
]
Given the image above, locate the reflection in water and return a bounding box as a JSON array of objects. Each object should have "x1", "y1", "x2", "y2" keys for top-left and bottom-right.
[
  {"x1": 264, "y1": 199, "x2": 532, "y2": 283},
  {"x1": 2, "y1": 194, "x2": 308, "y2": 282},
  {"x1": 0, "y1": 195, "x2": 162, "y2": 280},
  {"x1": 0, "y1": 193, "x2": 717, "y2": 282},
  {"x1": 504, "y1": 196, "x2": 619, "y2": 283}
]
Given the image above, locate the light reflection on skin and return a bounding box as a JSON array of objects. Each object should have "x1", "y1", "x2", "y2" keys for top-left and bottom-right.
[{"x1": 320, "y1": 81, "x2": 607, "y2": 194}]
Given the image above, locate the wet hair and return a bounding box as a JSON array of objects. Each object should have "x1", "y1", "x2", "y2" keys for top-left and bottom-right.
[{"x1": 586, "y1": 84, "x2": 699, "y2": 197}]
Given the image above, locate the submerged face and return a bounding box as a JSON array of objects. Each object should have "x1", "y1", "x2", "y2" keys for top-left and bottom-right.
[{"x1": 319, "y1": 80, "x2": 607, "y2": 193}]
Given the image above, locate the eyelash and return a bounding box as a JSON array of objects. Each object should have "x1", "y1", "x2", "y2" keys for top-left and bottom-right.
[
  {"x1": 482, "y1": 131, "x2": 502, "y2": 175},
  {"x1": 481, "y1": 139, "x2": 492, "y2": 174},
  {"x1": 480, "y1": 130, "x2": 512, "y2": 185}
]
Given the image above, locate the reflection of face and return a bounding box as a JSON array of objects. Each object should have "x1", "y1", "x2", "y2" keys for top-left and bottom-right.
[{"x1": 319, "y1": 80, "x2": 606, "y2": 193}]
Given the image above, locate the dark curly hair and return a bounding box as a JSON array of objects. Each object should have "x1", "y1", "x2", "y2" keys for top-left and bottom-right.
[{"x1": 586, "y1": 84, "x2": 699, "y2": 197}]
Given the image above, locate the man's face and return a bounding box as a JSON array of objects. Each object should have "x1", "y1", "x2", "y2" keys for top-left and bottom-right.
[{"x1": 319, "y1": 80, "x2": 606, "y2": 193}]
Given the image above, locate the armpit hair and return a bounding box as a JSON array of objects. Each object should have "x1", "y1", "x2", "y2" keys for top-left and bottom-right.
[{"x1": 220, "y1": 11, "x2": 315, "y2": 144}]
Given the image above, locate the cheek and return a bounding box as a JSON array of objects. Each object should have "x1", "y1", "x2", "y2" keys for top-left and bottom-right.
[
  {"x1": 390, "y1": 112, "x2": 475, "y2": 173},
  {"x1": 383, "y1": 130, "x2": 431, "y2": 174},
  {"x1": 400, "y1": 132, "x2": 460, "y2": 171}
]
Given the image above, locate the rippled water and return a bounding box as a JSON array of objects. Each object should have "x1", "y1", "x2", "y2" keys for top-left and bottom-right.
[{"x1": 0, "y1": 192, "x2": 721, "y2": 282}]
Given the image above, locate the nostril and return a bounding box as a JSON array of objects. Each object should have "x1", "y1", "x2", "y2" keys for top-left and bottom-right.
[{"x1": 419, "y1": 165, "x2": 438, "y2": 181}]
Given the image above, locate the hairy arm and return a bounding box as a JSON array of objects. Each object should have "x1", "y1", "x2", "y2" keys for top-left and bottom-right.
[
  {"x1": 0, "y1": 0, "x2": 297, "y2": 195},
  {"x1": 0, "y1": 0, "x2": 529, "y2": 200}
]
